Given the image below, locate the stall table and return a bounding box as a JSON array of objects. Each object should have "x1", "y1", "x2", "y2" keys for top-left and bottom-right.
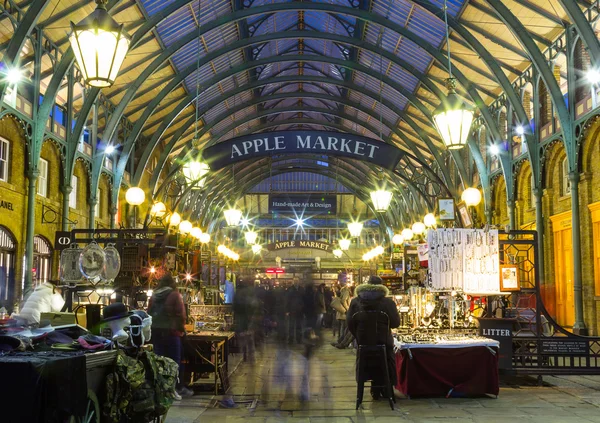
[
  {"x1": 395, "y1": 340, "x2": 500, "y2": 398},
  {"x1": 185, "y1": 331, "x2": 235, "y2": 394}
]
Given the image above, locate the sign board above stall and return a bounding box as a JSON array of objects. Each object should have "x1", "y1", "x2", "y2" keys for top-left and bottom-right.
[
  {"x1": 268, "y1": 194, "x2": 336, "y2": 214},
  {"x1": 266, "y1": 240, "x2": 332, "y2": 252},
  {"x1": 201, "y1": 131, "x2": 404, "y2": 170}
]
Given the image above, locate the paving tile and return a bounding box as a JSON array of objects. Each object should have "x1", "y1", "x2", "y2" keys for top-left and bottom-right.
[{"x1": 168, "y1": 335, "x2": 600, "y2": 422}]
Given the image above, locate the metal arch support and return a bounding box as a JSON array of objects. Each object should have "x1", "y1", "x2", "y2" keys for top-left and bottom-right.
[
  {"x1": 133, "y1": 72, "x2": 455, "y2": 197},
  {"x1": 102, "y1": 28, "x2": 446, "y2": 152},
  {"x1": 246, "y1": 156, "x2": 430, "y2": 216},
  {"x1": 129, "y1": 71, "x2": 451, "y2": 196},
  {"x1": 122, "y1": 49, "x2": 442, "y2": 180},
  {"x1": 96, "y1": 2, "x2": 505, "y2": 187},
  {"x1": 484, "y1": 0, "x2": 574, "y2": 162},
  {"x1": 415, "y1": 0, "x2": 536, "y2": 196},
  {"x1": 166, "y1": 155, "x2": 421, "y2": 226},
  {"x1": 112, "y1": 46, "x2": 457, "y2": 201},
  {"x1": 558, "y1": 0, "x2": 600, "y2": 65},
  {"x1": 0, "y1": 0, "x2": 52, "y2": 100},
  {"x1": 195, "y1": 166, "x2": 405, "y2": 231},
  {"x1": 98, "y1": 2, "x2": 497, "y2": 137},
  {"x1": 150, "y1": 121, "x2": 372, "y2": 201},
  {"x1": 162, "y1": 147, "x2": 436, "y2": 223},
  {"x1": 151, "y1": 119, "x2": 449, "y2": 215}
]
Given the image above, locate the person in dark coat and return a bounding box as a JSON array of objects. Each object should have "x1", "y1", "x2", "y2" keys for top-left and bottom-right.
[
  {"x1": 315, "y1": 284, "x2": 326, "y2": 329},
  {"x1": 347, "y1": 276, "x2": 400, "y2": 400},
  {"x1": 286, "y1": 278, "x2": 305, "y2": 344},
  {"x1": 233, "y1": 280, "x2": 259, "y2": 362},
  {"x1": 148, "y1": 272, "x2": 190, "y2": 399}
]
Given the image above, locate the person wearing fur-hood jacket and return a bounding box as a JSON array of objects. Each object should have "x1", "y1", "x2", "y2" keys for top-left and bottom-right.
[
  {"x1": 346, "y1": 276, "x2": 400, "y2": 400},
  {"x1": 346, "y1": 276, "x2": 400, "y2": 347}
]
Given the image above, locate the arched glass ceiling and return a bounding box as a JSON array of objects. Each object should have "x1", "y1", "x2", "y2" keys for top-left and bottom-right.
[{"x1": 12, "y1": 0, "x2": 581, "y2": 220}]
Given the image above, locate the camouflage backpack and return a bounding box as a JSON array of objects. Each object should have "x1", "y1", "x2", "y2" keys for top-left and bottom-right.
[
  {"x1": 140, "y1": 350, "x2": 178, "y2": 416},
  {"x1": 103, "y1": 350, "x2": 148, "y2": 423},
  {"x1": 103, "y1": 350, "x2": 177, "y2": 423}
]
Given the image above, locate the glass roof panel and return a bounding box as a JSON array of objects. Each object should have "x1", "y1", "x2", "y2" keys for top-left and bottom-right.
[{"x1": 135, "y1": 0, "x2": 468, "y2": 151}]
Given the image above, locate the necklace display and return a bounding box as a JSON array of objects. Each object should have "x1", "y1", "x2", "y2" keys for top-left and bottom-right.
[{"x1": 427, "y1": 228, "x2": 500, "y2": 295}]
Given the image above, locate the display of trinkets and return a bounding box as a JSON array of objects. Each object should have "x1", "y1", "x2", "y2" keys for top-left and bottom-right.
[{"x1": 427, "y1": 228, "x2": 501, "y2": 295}]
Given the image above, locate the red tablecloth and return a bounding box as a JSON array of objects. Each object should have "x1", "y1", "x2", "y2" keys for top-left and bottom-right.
[{"x1": 395, "y1": 345, "x2": 499, "y2": 397}]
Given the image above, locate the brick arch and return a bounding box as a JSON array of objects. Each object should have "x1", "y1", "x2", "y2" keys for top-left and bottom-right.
[
  {"x1": 0, "y1": 114, "x2": 28, "y2": 191},
  {"x1": 39, "y1": 139, "x2": 63, "y2": 204},
  {"x1": 581, "y1": 119, "x2": 600, "y2": 199},
  {"x1": 515, "y1": 160, "x2": 535, "y2": 227},
  {"x1": 492, "y1": 175, "x2": 508, "y2": 226}
]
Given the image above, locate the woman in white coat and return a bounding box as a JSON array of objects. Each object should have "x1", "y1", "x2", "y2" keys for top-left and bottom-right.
[{"x1": 19, "y1": 281, "x2": 65, "y2": 324}]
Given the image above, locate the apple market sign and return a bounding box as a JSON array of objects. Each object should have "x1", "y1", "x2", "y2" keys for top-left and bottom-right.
[
  {"x1": 266, "y1": 240, "x2": 332, "y2": 252},
  {"x1": 202, "y1": 131, "x2": 403, "y2": 170}
]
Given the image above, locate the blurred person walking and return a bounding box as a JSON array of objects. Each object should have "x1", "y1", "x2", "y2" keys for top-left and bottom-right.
[
  {"x1": 233, "y1": 279, "x2": 260, "y2": 362},
  {"x1": 286, "y1": 278, "x2": 304, "y2": 344},
  {"x1": 333, "y1": 280, "x2": 351, "y2": 344},
  {"x1": 148, "y1": 273, "x2": 191, "y2": 400}
]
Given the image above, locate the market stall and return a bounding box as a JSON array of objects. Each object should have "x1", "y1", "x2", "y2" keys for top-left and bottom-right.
[
  {"x1": 183, "y1": 305, "x2": 237, "y2": 394},
  {"x1": 394, "y1": 336, "x2": 499, "y2": 397}
]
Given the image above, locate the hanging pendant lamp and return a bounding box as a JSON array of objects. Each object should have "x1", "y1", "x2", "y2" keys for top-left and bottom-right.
[
  {"x1": 432, "y1": 1, "x2": 474, "y2": 149},
  {"x1": 69, "y1": 0, "x2": 130, "y2": 88}
]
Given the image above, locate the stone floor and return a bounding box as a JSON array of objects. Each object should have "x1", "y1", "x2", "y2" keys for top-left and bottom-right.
[{"x1": 166, "y1": 334, "x2": 600, "y2": 422}]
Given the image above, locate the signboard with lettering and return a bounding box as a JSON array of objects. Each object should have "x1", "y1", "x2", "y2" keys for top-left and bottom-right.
[
  {"x1": 266, "y1": 240, "x2": 331, "y2": 252},
  {"x1": 201, "y1": 131, "x2": 404, "y2": 170},
  {"x1": 540, "y1": 340, "x2": 588, "y2": 355},
  {"x1": 0, "y1": 200, "x2": 14, "y2": 211},
  {"x1": 478, "y1": 318, "x2": 514, "y2": 370},
  {"x1": 268, "y1": 194, "x2": 336, "y2": 214},
  {"x1": 54, "y1": 231, "x2": 73, "y2": 251}
]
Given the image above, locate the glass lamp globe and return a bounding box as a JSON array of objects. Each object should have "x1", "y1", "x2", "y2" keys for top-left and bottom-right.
[
  {"x1": 244, "y1": 231, "x2": 258, "y2": 245},
  {"x1": 333, "y1": 249, "x2": 343, "y2": 258},
  {"x1": 461, "y1": 187, "x2": 482, "y2": 207},
  {"x1": 339, "y1": 238, "x2": 351, "y2": 251},
  {"x1": 182, "y1": 161, "x2": 210, "y2": 189},
  {"x1": 432, "y1": 78, "x2": 474, "y2": 150},
  {"x1": 370, "y1": 189, "x2": 393, "y2": 212},
  {"x1": 424, "y1": 213, "x2": 437, "y2": 227},
  {"x1": 199, "y1": 233, "x2": 211, "y2": 244},
  {"x1": 412, "y1": 222, "x2": 426, "y2": 235},
  {"x1": 179, "y1": 220, "x2": 193, "y2": 234},
  {"x1": 401, "y1": 228, "x2": 414, "y2": 241},
  {"x1": 191, "y1": 227, "x2": 203, "y2": 239},
  {"x1": 392, "y1": 234, "x2": 404, "y2": 245},
  {"x1": 347, "y1": 222, "x2": 363, "y2": 237},
  {"x1": 374, "y1": 245, "x2": 385, "y2": 255},
  {"x1": 169, "y1": 212, "x2": 181, "y2": 227},
  {"x1": 217, "y1": 245, "x2": 226, "y2": 254},
  {"x1": 125, "y1": 187, "x2": 145, "y2": 206},
  {"x1": 69, "y1": 0, "x2": 130, "y2": 87},
  {"x1": 150, "y1": 202, "x2": 166, "y2": 217},
  {"x1": 224, "y1": 208, "x2": 242, "y2": 227},
  {"x1": 252, "y1": 244, "x2": 262, "y2": 254}
]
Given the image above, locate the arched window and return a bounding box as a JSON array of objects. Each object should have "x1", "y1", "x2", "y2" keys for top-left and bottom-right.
[
  {"x1": 33, "y1": 236, "x2": 52, "y2": 285},
  {"x1": 0, "y1": 226, "x2": 16, "y2": 303},
  {"x1": 0, "y1": 137, "x2": 9, "y2": 182}
]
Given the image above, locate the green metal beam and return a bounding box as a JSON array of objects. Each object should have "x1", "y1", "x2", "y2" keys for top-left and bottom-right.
[{"x1": 558, "y1": 0, "x2": 600, "y2": 64}]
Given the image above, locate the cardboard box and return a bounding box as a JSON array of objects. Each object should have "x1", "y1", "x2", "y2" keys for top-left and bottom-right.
[{"x1": 41, "y1": 312, "x2": 76, "y2": 326}]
